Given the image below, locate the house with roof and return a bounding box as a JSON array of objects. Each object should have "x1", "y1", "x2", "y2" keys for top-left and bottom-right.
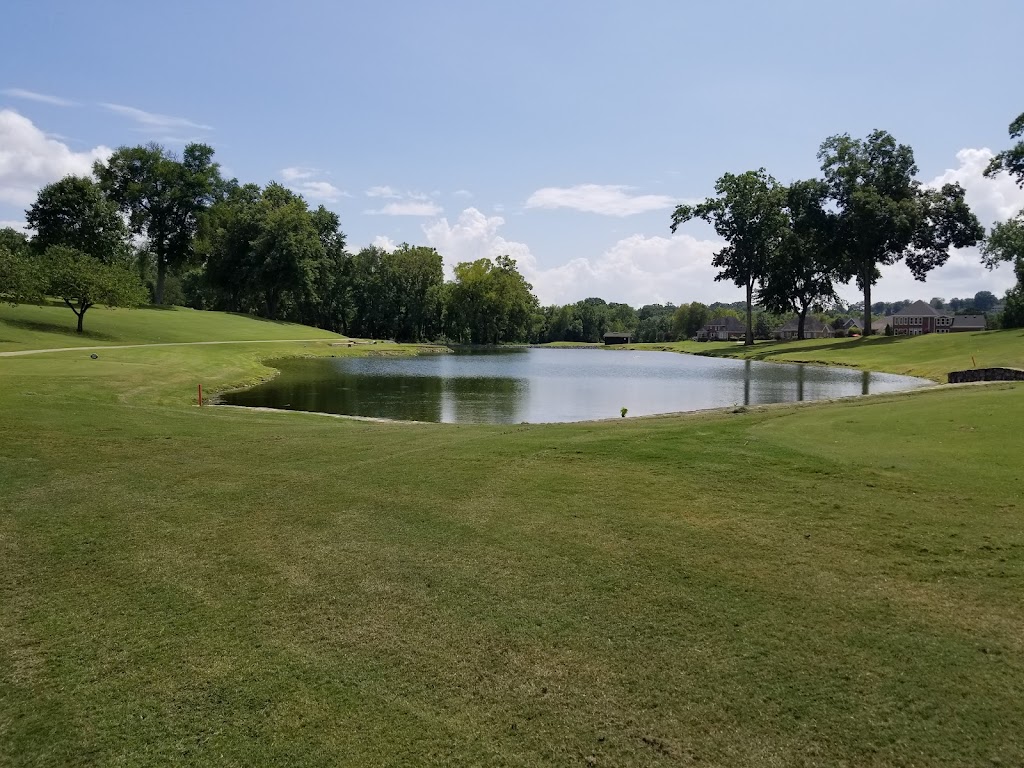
[
  {"x1": 871, "y1": 316, "x2": 894, "y2": 335},
  {"x1": 841, "y1": 318, "x2": 862, "y2": 334},
  {"x1": 602, "y1": 331, "x2": 633, "y2": 345},
  {"x1": 892, "y1": 300, "x2": 949, "y2": 335},
  {"x1": 776, "y1": 316, "x2": 835, "y2": 340},
  {"x1": 949, "y1": 315, "x2": 987, "y2": 333},
  {"x1": 892, "y1": 301, "x2": 988, "y2": 335},
  {"x1": 696, "y1": 316, "x2": 746, "y2": 341}
]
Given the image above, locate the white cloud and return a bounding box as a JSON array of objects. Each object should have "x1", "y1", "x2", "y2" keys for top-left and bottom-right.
[
  {"x1": 453, "y1": 189, "x2": 473, "y2": 199},
  {"x1": 281, "y1": 166, "x2": 319, "y2": 182},
  {"x1": 525, "y1": 184, "x2": 678, "y2": 216},
  {"x1": 854, "y1": 146, "x2": 1024, "y2": 303},
  {"x1": 279, "y1": 167, "x2": 348, "y2": 202},
  {"x1": 366, "y1": 185, "x2": 401, "y2": 198},
  {"x1": 371, "y1": 235, "x2": 397, "y2": 251},
  {"x1": 100, "y1": 102, "x2": 212, "y2": 132},
  {"x1": 3, "y1": 88, "x2": 78, "y2": 107},
  {"x1": 424, "y1": 207, "x2": 726, "y2": 305},
  {"x1": 0, "y1": 109, "x2": 112, "y2": 206},
  {"x1": 366, "y1": 201, "x2": 443, "y2": 216},
  {"x1": 292, "y1": 180, "x2": 347, "y2": 202},
  {"x1": 926, "y1": 147, "x2": 1024, "y2": 225}
]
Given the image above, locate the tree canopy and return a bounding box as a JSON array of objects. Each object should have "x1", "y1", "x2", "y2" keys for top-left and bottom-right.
[
  {"x1": 671, "y1": 169, "x2": 787, "y2": 345},
  {"x1": 25, "y1": 176, "x2": 130, "y2": 261},
  {"x1": 95, "y1": 143, "x2": 222, "y2": 304},
  {"x1": 818, "y1": 130, "x2": 983, "y2": 334}
]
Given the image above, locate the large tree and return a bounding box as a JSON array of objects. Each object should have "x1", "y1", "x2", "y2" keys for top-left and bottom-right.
[
  {"x1": 25, "y1": 176, "x2": 130, "y2": 261},
  {"x1": 94, "y1": 143, "x2": 221, "y2": 304},
  {"x1": 43, "y1": 246, "x2": 146, "y2": 333},
  {"x1": 982, "y1": 111, "x2": 1024, "y2": 328},
  {"x1": 818, "y1": 130, "x2": 984, "y2": 335},
  {"x1": 759, "y1": 179, "x2": 840, "y2": 340},
  {"x1": 446, "y1": 256, "x2": 537, "y2": 344},
  {"x1": 671, "y1": 169, "x2": 788, "y2": 345}
]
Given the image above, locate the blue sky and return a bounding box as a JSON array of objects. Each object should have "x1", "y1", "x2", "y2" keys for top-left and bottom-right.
[{"x1": 2, "y1": 0, "x2": 1022, "y2": 306}]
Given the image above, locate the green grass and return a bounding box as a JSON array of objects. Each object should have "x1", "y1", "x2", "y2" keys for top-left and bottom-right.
[
  {"x1": 0, "y1": 301, "x2": 340, "y2": 353},
  {"x1": 619, "y1": 329, "x2": 1024, "y2": 381},
  {"x1": 2, "y1": 309, "x2": 1023, "y2": 766}
]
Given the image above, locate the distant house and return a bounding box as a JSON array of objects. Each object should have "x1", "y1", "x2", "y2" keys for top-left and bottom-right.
[
  {"x1": 776, "y1": 316, "x2": 835, "y2": 340},
  {"x1": 841, "y1": 318, "x2": 862, "y2": 334},
  {"x1": 696, "y1": 316, "x2": 746, "y2": 341},
  {"x1": 950, "y1": 315, "x2": 987, "y2": 333},
  {"x1": 892, "y1": 300, "x2": 984, "y2": 336},
  {"x1": 893, "y1": 300, "x2": 949, "y2": 335},
  {"x1": 603, "y1": 332, "x2": 633, "y2": 345},
  {"x1": 871, "y1": 316, "x2": 893, "y2": 335}
]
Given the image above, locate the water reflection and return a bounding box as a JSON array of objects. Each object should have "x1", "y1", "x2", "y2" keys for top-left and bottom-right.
[{"x1": 221, "y1": 348, "x2": 930, "y2": 424}]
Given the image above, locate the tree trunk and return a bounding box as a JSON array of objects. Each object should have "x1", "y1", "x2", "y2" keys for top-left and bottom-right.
[
  {"x1": 77, "y1": 310, "x2": 84, "y2": 334},
  {"x1": 797, "y1": 305, "x2": 808, "y2": 341},
  {"x1": 745, "y1": 282, "x2": 754, "y2": 346},
  {"x1": 155, "y1": 261, "x2": 166, "y2": 305},
  {"x1": 863, "y1": 274, "x2": 872, "y2": 337}
]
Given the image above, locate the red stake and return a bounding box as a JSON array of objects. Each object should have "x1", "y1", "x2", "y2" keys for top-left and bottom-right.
[{"x1": 198, "y1": 384, "x2": 203, "y2": 407}]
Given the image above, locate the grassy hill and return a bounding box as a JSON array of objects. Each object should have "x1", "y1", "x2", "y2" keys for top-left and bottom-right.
[
  {"x1": 619, "y1": 329, "x2": 1024, "y2": 381},
  {"x1": 1, "y1": 307, "x2": 1023, "y2": 766},
  {"x1": 0, "y1": 301, "x2": 340, "y2": 353}
]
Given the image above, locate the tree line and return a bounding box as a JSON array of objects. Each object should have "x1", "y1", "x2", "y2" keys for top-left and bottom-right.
[
  {"x1": 3, "y1": 110, "x2": 1023, "y2": 337},
  {"x1": 670, "y1": 114, "x2": 1024, "y2": 342}
]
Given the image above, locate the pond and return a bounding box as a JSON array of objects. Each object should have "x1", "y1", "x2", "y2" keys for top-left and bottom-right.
[{"x1": 220, "y1": 348, "x2": 931, "y2": 424}]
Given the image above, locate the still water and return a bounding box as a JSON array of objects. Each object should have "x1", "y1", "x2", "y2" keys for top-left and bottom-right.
[{"x1": 221, "y1": 348, "x2": 930, "y2": 424}]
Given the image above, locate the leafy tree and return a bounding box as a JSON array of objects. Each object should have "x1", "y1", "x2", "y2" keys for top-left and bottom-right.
[
  {"x1": 671, "y1": 302, "x2": 709, "y2": 339},
  {"x1": 388, "y1": 244, "x2": 444, "y2": 341},
  {"x1": 95, "y1": 143, "x2": 221, "y2": 304},
  {"x1": 984, "y1": 111, "x2": 1024, "y2": 186},
  {"x1": 0, "y1": 245, "x2": 42, "y2": 304},
  {"x1": 43, "y1": 246, "x2": 146, "y2": 333},
  {"x1": 198, "y1": 182, "x2": 263, "y2": 312},
  {"x1": 25, "y1": 176, "x2": 130, "y2": 261},
  {"x1": 818, "y1": 130, "x2": 984, "y2": 335},
  {"x1": 753, "y1": 311, "x2": 773, "y2": 340},
  {"x1": 929, "y1": 297, "x2": 945, "y2": 309},
  {"x1": 0, "y1": 227, "x2": 29, "y2": 256},
  {"x1": 672, "y1": 169, "x2": 787, "y2": 344},
  {"x1": 759, "y1": 179, "x2": 839, "y2": 340},
  {"x1": 446, "y1": 256, "x2": 537, "y2": 344},
  {"x1": 972, "y1": 290, "x2": 997, "y2": 312}
]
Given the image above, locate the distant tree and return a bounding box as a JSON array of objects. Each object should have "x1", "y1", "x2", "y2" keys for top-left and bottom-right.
[
  {"x1": 0, "y1": 245, "x2": 42, "y2": 304},
  {"x1": 95, "y1": 143, "x2": 222, "y2": 304},
  {"x1": 753, "y1": 311, "x2": 773, "y2": 339},
  {"x1": 884, "y1": 322, "x2": 893, "y2": 336},
  {"x1": 0, "y1": 227, "x2": 29, "y2": 256},
  {"x1": 759, "y1": 179, "x2": 839, "y2": 340},
  {"x1": 25, "y1": 176, "x2": 130, "y2": 261},
  {"x1": 947, "y1": 297, "x2": 964, "y2": 312},
  {"x1": 671, "y1": 302, "x2": 709, "y2": 339},
  {"x1": 672, "y1": 169, "x2": 788, "y2": 344},
  {"x1": 929, "y1": 297, "x2": 945, "y2": 309},
  {"x1": 446, "y1": 256, "x2": 537, "y2": 344},
  {"x1": 972, "y1": 290, "x2": 998, "y2": 312},
  {"x1": 818, "y1": 130, "x2": 984, "y2": 336},
  {"x1": 43, "y1": 246, "x2": 146, "y2": 333}
]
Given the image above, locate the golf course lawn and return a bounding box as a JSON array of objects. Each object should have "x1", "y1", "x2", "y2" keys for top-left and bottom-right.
[
  {"x1": 1, "y1": 304, "x2": 1023, "y2": 766},
  {"x1": 618, "y1": 329, "x2": 1024, "y2": 382}
]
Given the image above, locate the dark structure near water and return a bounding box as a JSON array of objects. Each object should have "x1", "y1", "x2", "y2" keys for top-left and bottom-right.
[
  {"x1": 947, "y1": 367, "x2": 1024, "y2": 384},
  {"x1": 603, "y1": 332, "x2": 633, "y2": 345}
]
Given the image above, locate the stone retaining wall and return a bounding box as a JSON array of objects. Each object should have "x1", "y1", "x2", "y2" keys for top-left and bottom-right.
[{"x1": 947, "y1": 367, "x2": 1024, "y2": 384}]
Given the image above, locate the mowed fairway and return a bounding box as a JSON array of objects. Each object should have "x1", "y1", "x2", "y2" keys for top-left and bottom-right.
[
  {"x1": 1, "y1": 308, "x2": 1023, "y2": 766},
  {"x1": 619, "y1": 329, "x2": 1024, "y2": 382}
]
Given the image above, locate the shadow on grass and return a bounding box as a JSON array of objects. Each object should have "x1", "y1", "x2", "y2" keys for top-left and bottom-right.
[
  {"x1": 0, "y1": 317, "x2": 119, "y2": 342},
  {"x1": 700, "y1": 335, "x2": 904, "y2": 361}
]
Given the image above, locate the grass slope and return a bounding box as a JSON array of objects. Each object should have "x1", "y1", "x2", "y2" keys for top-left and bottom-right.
[
  {"x1": 620, "y1": 329, "x2": 1024, "y2": 382},
  {"x1": 0, "y1": 301, "x2": 340, "y2": 353},
  {"x1": 1, "y1": 310, "x2": 1023, "y2": 766}
]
